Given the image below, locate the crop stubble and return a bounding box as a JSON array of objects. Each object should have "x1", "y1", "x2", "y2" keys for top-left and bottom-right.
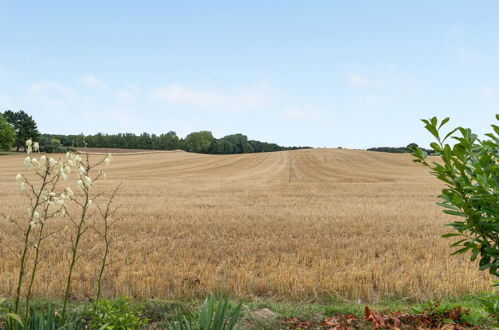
[{"x1": 0, "y1": 149, "x2": 491, "y2": 302}]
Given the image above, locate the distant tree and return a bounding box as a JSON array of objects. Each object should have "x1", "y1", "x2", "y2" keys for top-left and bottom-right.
[
  {"x1": 3, "y1": 110, "x2": 40, "y2": 151},
  {"x1": 0, "y1": 113, "x2": 16, "y2": 150},
  {"x1": 211, "y1": 139, "x2": 235, "y2": 154},
  {"x1": 220, "y1": 134, "x2": 255, "y2": 153},
  {"x1": 406, "y1": 143, "x2": 418, "y2": 150},
  {"x1": 51, "y1": 138, "x2": 62, "y2": 152},
  {"x1": 183, "y1": 131, "x2": 215, "y2": 153}
]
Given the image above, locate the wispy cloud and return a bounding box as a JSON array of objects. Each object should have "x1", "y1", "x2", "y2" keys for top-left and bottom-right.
[
  {"x1": 149, "y1": 84, "x2": 268, "y2": 110},
  {"x1": 81, "y1": 74, "x2": 137, "y2": 105},
  {"x1": 29, "y1": 80, "x2": 73, "y2": 98},
  {"x1": 81, "y1": 74, "x2": 111, "y2": 91}
]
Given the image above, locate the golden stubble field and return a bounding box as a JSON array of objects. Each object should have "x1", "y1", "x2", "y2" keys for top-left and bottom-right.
[{"x1": 0, "y1": 148, "x2": 492, "y2": 302}]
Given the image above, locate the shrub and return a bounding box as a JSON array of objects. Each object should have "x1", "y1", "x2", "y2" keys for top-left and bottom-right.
[
  {"x1": 412, "y1": 116, "x2": 498, "y2": 275},
  {"x1": 88, "y1": 297, "x2": 148, "y2": 330}
]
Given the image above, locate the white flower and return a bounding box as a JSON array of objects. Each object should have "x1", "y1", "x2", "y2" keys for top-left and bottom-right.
[
  {"x1": 79, "y1": 166, "x2": 86, "y2": 175},
  {"x1": 40, "y1": 155, "x2": 47, "y2": 163},
  {"x1": 15, "y1": 174, "x2": 22, "y2": 181},
  {"x1": 20, "y1": 182, "x2": 25, "y2": 191},
  {"x1": 33, "y1": 211, "x2": 39, "y2": 218},
  {"x1": 49, "y1": 158, "x2": 56, "y2": 167},
  {"x1": 77, "y1": 180, "x2": 84, "y2": 191},
  {"x1": 24, "y1": 157, "x2": 31, "y2": 167},
  {"x1": 27, "y1": 146, "x2": 32, "y2": 154},
  {"x1": 64, "y1": 166, "x2": 71, "y2": 174},
  {"x1": 33, "y1": 142, "x2": 39, "y2": 152},
  {"x1": 30, "y1": 158, "x2": 40, "y2": 168},
  {"x1": 104, "y1": 157, "x2": 111, "y2": 166},
  {"x1": 67, "y1": 159, "x2": 74, "y2": 167},
  {"x1": 87, "y1": 199, "x2": 93, "y2": 208},
  {"x1": 83, "y1": 175, "x2": 92, "y2": 187},
  {"x1": 66, "y1": 187, "x2": 74, "y2": 196},
  {"x1": 26, "y1": 139, "x2": 32, "y2": 147},
  {"x1": 29, "y1": 221, "x2": 36, "y2": 228}
]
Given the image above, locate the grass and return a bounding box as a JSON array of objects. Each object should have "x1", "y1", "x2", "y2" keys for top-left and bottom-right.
[
  {"x1": 1, "y1": 295, "x2": 495, "y2": 328},
  {"x1": 0, "y1": 148, "x2": 493, "y2": 302}
]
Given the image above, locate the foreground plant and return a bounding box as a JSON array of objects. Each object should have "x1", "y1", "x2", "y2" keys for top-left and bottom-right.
[
  {"x1": 3, "y1": 139, "x2": 119, "y2": 320},
  {"x1": 5, "y1": 139, "x2": 69, "y2": 315},
  {"x1": 412, "y1": 116, "x2": 498, "y2": 275},
  {"x1": 0, "y1": 298, "x2": 23, "y2": 328},
  {"x1": 62, "y1": 153, "x2": 117, "y2": 318},
  {"x1": 167, "y1": 294, "x2": 242, "y2": 330},
  {"x1": 88, "y1": 297, "x2": 148, "y2": 330}
]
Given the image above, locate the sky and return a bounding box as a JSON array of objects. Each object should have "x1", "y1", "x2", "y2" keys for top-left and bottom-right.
[{"x1": 0, "y1": 1, "x2": 497, "y2": 148}]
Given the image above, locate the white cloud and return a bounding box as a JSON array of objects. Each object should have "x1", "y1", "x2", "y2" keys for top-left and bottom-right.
[
  {"x1": 346, "y1": 73, "x2": 383, "y2": 88},
  {"x1": 81, "y1": 74, "x2": 110, "y2": 91},
  {"x1": 29, "y1": 80, "x2": 73, "y2": 98},
  {"x1": 149, "y1": 84, "x2": 267, "y2": 109},
  {"x1": 114, "y1": 89, "x2": 137, "y2": 104},
  {"x1": 81, "y1": 74, "x2": 137, "y2": 105}
]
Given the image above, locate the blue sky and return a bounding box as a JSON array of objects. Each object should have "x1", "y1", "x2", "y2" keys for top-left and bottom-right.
[{"x1": 0, "y1": 1, "x2": 497, "y2": 148}]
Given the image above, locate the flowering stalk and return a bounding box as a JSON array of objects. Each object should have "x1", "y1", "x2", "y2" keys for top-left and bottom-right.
[
  {"x1": 24, "y1": 173, "x2": 67, "y2": 317},
  {"x1": 12, "y1": 139, "x2": 49, "y2": 314},
  {"x1": 94, "y1": 182, "x2": 121, "y2": 305},
  {"x1": 61, "y1": 152, "x2": 113, "y2": 319}
]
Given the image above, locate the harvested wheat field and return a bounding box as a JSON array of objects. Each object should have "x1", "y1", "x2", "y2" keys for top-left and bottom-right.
[{"x1": 0, "y1": 148, "x2": 492, "y2": 302}]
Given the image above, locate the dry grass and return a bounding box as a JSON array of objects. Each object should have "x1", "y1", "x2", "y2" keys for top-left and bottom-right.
[{"x1": 0, "y1": 148, "x2": 492, "y2": 302}]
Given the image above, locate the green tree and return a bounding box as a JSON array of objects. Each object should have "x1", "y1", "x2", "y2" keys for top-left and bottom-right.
[
  {"x1": 0, "y1": 113, "x2": 16, "y2": 150},
  {"x1": 184, "y1": 131, "x2": 215, "y2": 153},
  {"x1": 406, "y1": 143, "x2": 418, "y2": 150},
  {"x1": 3, "y1": 110, "x2": 40, "y2": 151},
  {"x1": 412, "y1": 116, "x2": 499, "y2": 276}
]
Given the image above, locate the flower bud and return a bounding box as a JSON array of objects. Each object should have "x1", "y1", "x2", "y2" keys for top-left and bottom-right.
[{"x1": 15, "y1": 174, "x2": 22, "y2": 181}]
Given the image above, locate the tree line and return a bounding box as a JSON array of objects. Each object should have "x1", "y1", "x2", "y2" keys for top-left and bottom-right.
[
  {"x1": 367, "y1": 143, "x2": 434, "y2": 154},
  {"x1": 0, "y1": 110, "x2": 309, "y2": 154}
]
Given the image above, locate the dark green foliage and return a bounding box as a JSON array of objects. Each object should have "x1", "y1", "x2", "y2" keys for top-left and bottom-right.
[
  {"x1": 412, "y1": 116, "x2": 499, "y2": 276},
  {"x1": 6, "y1": 110, "x2": 309, "y2": 154},
  {"x1": 183, "y1": 131, "x2": 216, "y2": 153},
  {"x1": 368, "y1": 143, "x2": 433, "y2": 154},
  {"x1": 0, "y1": 114, "x2": 16, "y2": 150},
  {"x1": 38, "y1": 131, "x2": 308, "y2": 154},
  {"x1": 88, "y1": 297, "x2": 148, "y2": 330},
  {"x1": 3, "y1": 110, "x2": 40, "y2": 151}
]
